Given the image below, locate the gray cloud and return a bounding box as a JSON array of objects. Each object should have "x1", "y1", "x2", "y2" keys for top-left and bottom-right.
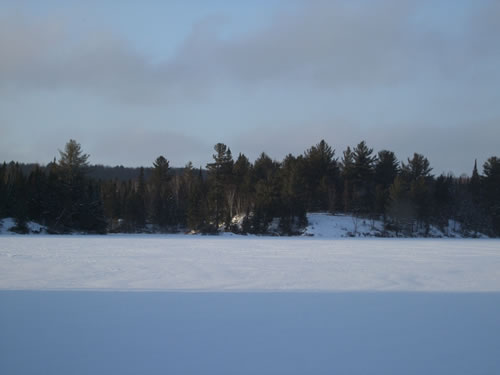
[{"x1": 1, "y1": 1, "x2": 499, "y2": 99}]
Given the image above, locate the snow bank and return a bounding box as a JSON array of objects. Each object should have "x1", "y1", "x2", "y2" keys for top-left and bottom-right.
[
  {"x1": 304, "y1": 213, "x2": 485, "y2": 238},
  {"x1": 305, "y1": 213, "x2": 383, "y2": 237},
  {"x1": 0, "y1": 218, "x2": 47, "y2": 234}
]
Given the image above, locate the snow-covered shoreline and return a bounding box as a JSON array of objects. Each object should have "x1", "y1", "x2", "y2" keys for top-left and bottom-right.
[{"x1": 0, "y1": 213, "x2": 489, "y2": 238}]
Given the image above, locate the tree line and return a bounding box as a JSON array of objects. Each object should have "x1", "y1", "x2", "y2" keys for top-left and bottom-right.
[{"x1": 1, "y1": 139, "x2": 499, "y2": 237}]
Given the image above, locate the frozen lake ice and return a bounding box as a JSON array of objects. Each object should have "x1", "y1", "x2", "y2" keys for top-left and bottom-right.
[
  {"x1": 1, "y1": 236, "x2": 499, "y2": 291},
  {"x1": 1, "y1": 236, "x2": 500, "y2": 374},
  {"x1": 1, "y1": 291, "x2": 500, "y2": 375}
]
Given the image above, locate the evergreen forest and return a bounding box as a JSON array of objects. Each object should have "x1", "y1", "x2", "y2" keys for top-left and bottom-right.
[{"x1": 1, "y1": 139, "x2": 499, "y2": 237}]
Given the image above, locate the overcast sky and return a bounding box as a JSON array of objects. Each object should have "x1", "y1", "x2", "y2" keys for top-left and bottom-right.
[{"x1": 1, "y1": 0, "x2": 499, "y2": 175}]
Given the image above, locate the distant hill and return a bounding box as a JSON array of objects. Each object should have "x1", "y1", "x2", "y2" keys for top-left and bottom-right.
[{"x1": 1, "y1": 162, "x2": 190, "y2": 181}]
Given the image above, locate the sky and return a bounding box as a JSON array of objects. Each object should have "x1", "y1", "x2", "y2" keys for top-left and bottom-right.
[{"x1": 0, "y1": 0, "x2": 499, "y2": 176}]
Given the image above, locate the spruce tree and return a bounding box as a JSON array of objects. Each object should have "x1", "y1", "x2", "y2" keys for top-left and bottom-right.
[
  {"x1": 375, "y1": 150, "x2": 399, "y2": 188},
  {"x1": 303, "y1": 140, "x2": 338, "y2": 212},
  {"x1": 56, "y1": 139, "x2": 93, "y2": 232},
  {"x1": 351, "y1": 141, "x2": 376, "y2": 213},
  {"x1": 469, "y1": 159, "x2": 480, "y2": 202},
  {"x1": 150, "y1": 156, "x2": 172, "y2": 230}
]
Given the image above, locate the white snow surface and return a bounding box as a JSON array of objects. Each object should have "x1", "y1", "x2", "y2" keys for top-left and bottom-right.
[
  {"x1": 304, "y1": 213, "x2": 482, "y2": 237},
  {"x1": 0, "y1": 217, "x2": 47, "y2": 234},
  {"x1": 1, "y1": 235, "x2": 499, "y2": 291},
  {"x1": 2, "y1": 220, "x2": 500, "y2": 374},
  {"x1": 305, "y1": 213, "x2": 383, "y2": 237}
]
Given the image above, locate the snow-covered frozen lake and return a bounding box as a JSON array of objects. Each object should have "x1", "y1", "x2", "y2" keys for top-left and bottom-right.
[
  {"x1": 1, "y1": 236, "x2": 499, "y2": 291},
  {"x1": 1, "y1": 237, "x2": 500, "y2": 374},
  {"x1": 1, "y1": 291, "x2": 500, "y2": 375}
]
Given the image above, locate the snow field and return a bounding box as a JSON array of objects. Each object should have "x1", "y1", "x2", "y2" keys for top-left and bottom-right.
[
  {"x1": 1, "y1": 236, "x2": 499, "y2": 291},
  {"x1": 2, "y1": 236, "x2": 500, "y2": 374}
]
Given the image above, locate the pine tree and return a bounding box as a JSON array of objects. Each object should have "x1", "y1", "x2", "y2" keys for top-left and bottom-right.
[
  {"x1": 58, "y1": 139, "x2": 90, "y2": 184},
  {"x1": 152, "y1": 156, "x2": 170, "y2": 185},
  {"x1": 401, "y1": 153, "x2": 432, "y2": 182},
  {"x1": 206, "y1": 143, "x2": 234, "y2": 231}
]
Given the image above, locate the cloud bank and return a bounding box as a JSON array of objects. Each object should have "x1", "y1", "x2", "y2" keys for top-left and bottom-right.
[{"x1": 2, "y1": 1, "x2": 499, "y2": 97}]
